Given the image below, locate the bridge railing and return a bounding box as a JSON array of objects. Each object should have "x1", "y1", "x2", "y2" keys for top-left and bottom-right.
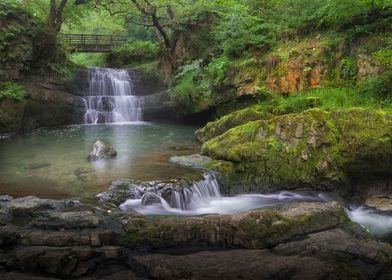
[{"x1": 61, "y1": 34, "x2": 129, "y2": 52}]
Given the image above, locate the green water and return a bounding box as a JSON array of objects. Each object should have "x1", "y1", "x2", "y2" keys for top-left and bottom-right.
[{"x1": 0, "y1": 122, "x2": 201, "y2": 202}]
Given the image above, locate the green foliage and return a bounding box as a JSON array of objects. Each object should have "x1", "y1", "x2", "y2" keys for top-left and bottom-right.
[
  {"x1": 373, "y1": 38, "x2": 392, "y2": 66},
  {"x1": 340, "y1": 58, "x2": 358, "y2": 85},
  {"x1": 70, "y1": 53, "x2": 108, "y2": 67},
  {"x1": 108, "y1": 40, "x2": 160, "y2": 67},
  {"x1": 205, "y1": 55, "x2": 230, "y2": 87},
  {"x1": 0, "y1": 82, "x2": 26, "y2": 101},
  {"x1": 214, "y1": 11, "x2": 276, "y2": 57},
  {"x1": 22, "y1": 0, "x2": 92, "y2": 32},
  {"x1": 170, "y1": 59, "x2": 212, "y2": 114},
  {"x1": 113, "y1": 41, "x2": 159, "y2": 61},
  {"x1": 357, "y1": 70, "x2": 392, "y2": 106}
]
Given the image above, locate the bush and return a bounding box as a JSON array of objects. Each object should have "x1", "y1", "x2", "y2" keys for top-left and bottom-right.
[
  {"x1": 214, "y1": 13, "x2": 276, "y2": 57},
  {"x1": 0, "y1": 82, "x2": 26, "y2": 100},
  {"x1": 357, "y1": 70, "x2": 392, "y2": 106},
  {"x1": 170, "y1": 59, "x2": 211, "y2": 114},
  {"x1": 109, "y1": 40, "x2": 160, "y2": 67}
]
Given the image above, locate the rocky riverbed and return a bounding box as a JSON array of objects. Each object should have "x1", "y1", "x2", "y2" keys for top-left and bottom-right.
[{"x1": 1, "y1": 193, "x2": 392, "y2": 279}]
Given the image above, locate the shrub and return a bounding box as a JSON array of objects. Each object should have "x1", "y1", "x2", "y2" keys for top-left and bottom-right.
[
  {"x1": 0, "y1": 82, "x2": 26, "y2": 100},
  {"x1": 109, "y1": 40, "x2": 160, "y2": 66},
  {"x1": 357, "y1": 70, "x2": 392, "y2": 106}
]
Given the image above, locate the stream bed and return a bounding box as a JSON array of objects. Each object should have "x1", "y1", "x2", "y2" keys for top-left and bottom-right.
[
  {"x1": 0, "y1": 122, "x2": 200, "y2": 202},
  {"x1": 0, "y1": 123, "x2": 391, "y2": 240}
]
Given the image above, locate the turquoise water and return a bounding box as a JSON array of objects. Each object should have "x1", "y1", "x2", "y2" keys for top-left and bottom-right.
[{"x1": 0, "y1": 122, "x2": 201, "y2": 202}]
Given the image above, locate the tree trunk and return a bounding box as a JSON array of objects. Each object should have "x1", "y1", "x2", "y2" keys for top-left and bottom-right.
[{"x1": 47, "y1": 0, "x2": 69, "y2": 33}]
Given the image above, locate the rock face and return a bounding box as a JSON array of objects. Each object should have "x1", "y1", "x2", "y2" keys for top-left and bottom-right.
[
  {"x1": 0, "y1": 77, "x2": 85, "y2": 134},
  {"x1": 0, "y1": 4, "x2": 85, "y2": 133},
  {"x1": 200, "y1": 108, "x2": 392, "y2": 192},
  {"x1": 89, "y1": 140, "x2": 117, "y2": 161},
  {"x1": 1, "y1": 196, "x2": 392, "y2": 279}
]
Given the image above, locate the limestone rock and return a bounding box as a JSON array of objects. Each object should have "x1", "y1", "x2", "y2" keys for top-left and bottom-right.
[
  {"x1": 134, "y1": 249, "x2": 357, "y2": 280},
  {"x1": 121, "y1": 201, "x2": 348, "y2": 248},
  {"x1": 365, "y1": 195, "x2": 392, "y2": 211},
  {"x1": 201, "y1": 108, "x2": 392, "y2": 191}
]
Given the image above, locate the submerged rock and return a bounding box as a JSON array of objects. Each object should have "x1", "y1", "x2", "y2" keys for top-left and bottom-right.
[
  {"x1": 27, "y1": 162, "x2": 51, "y2": 170},
  {"x1": 3, "y1": 196, "x2": 76, "y2": 216},
  {"x1": 169, "y1": 154, "x2": 212, "y2": 168},
  {"x1": 89, "y1": 140, "x2": 117, "y2": 161}
]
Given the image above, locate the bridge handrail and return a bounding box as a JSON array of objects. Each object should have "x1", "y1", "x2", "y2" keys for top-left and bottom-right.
[{"x1": 60, "y1": 33, "x2": 128, "y2": 46}]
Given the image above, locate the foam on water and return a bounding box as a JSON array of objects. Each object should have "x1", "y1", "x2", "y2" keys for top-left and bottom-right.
[
  {"x1": 346, "y1": 206, "x2": 392, "y2": 238},
  {"x1": 120, "y1": 172, "x2": 329, "y2": 215}
]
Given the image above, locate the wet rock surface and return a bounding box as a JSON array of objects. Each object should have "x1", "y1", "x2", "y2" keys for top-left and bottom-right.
[
  {"x1": 169, "y1": 154, "x2": 212, "y2": 168},
  {"x1": 1, "y1": 196, "x2": 392, "y2": 279},
  {"x1": 97, "y1": 178, "x2": 193, "y2": 207},
  {"x1": 89, "y1": 140, "x2": 117, "y2": 161}
]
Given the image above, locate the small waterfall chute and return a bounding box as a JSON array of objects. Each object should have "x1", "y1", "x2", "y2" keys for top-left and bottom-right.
[
  {"x1": 119, "y1": 172, "x2": 328, "y2": 216},
  {"x1": 83, "y1": 68, "x2": 143, "y2": 124}
]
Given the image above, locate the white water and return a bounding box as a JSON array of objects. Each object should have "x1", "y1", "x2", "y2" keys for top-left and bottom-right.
[
  {"x1": 119, "y1": 173, "x2": 392, "y2": 238},
  {"x1": 120, "y1": 173, "x2": 329, "y2": 215},
  {"x1": 83, "y1": 68, "x2": 143, "y2": 124},
  {"x1": 346, "y1": 207, "x2": 392, "y2": 238}
]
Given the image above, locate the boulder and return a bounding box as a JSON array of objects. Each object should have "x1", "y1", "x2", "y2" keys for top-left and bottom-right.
[
  {"x1": 201, "y1": 108, "x2": 392, "y2": 192},
  {"x1": 120, "y1": 201, "x2": 349, "y2": 248},
  {"x1": 89, "y1": 140, "x2": 117, "y2": 161},
  {"x1": 365, "y1": 195, "x2": 392, "y2": 211},
  {"x1": 141, "y1": 193, "x2": 161, "y2": 206}
]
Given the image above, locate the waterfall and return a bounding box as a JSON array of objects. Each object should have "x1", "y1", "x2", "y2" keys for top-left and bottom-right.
[
  {"x1": 83, "y1": 68, "x2": 143, "y2": 124},
  {"x1": 118, "y1": 172, "x2": 328, "y2": 215},
  {"x1": 170, "y1": 172, "x2": 222, "y2": 211}
]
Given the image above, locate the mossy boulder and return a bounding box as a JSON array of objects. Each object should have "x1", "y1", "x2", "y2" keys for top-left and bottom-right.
[
  {"x1": 195, "y1": 105, "x2": 270, "y2": 143},
  {"x1": 201, "y1": 108, "x2": 392, "y2": 191},
  {"x1": 120, "y1": 201, "x2": 349, "y2": 249}
]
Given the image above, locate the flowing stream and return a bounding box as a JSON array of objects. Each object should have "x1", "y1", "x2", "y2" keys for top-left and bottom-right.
[
  {"x1": 119, "y1": 172, "x2": 330, "y2": 215},
  {"x1": 83, "y1": 68, "x2": 143, "y2": 124},
  {"x1": 0, "y1": 66, "x2": 390, "y2": 241},
  {"x1": 119, "y1": 172, "x2": 392, "y2": 239}
]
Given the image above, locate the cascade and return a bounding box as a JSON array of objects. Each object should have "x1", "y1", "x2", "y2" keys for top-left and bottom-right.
[
  {"x1": 119, "y1": 172, "x2": 327, "y2": 215},
  {"x1": 83, "y1": 68, "x2": 143, "y2": 124}
]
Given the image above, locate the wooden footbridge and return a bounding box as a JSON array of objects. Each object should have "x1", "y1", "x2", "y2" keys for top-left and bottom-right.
[{"x1": 61, "y1": 34, "x2": 128, "y2": 52}]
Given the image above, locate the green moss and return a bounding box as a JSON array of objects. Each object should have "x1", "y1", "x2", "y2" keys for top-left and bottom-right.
[{"x1": 202, "y1": 108, "x2": 391, "y2": 189}]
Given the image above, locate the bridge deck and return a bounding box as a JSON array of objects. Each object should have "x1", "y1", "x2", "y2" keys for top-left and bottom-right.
[{"x1": 61, "y1": 34, "x2": 128, "y2": 53}]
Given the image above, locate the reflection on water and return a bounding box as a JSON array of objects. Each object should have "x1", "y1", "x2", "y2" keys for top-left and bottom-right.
[{"x1": 0, "y1": 122, "x2": 200, "y2": 202}]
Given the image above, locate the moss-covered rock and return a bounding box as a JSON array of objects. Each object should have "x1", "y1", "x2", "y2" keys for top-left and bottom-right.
[
  {"x1": 195, "y1": 105, "x2": 270, "y2": 143},
  {"x1": 201, "y1": 108, "x2": 392, "y2": 191},
  {"x1": 120, "y1": 201, "x2": 349, "y2": 249}
]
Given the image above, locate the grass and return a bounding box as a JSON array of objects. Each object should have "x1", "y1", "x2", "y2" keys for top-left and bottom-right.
[{"x1": 268, "y1": 86, "x2": 392, "y2": 116}]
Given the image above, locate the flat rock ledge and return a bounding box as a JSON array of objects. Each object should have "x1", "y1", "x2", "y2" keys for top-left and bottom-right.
[{"x1": 0, "y1": 196, "x2": 392, "y2": 279}]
